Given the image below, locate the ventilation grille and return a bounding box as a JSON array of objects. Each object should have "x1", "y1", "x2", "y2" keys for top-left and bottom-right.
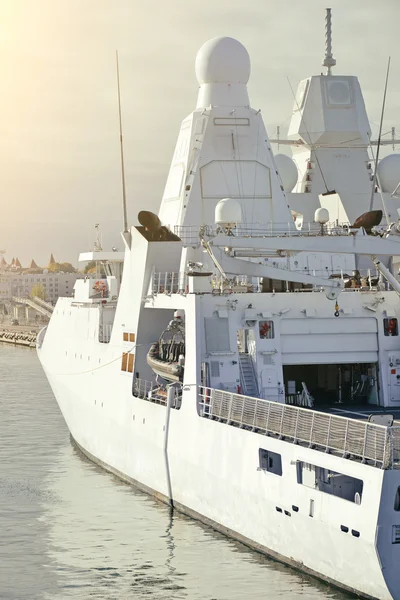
[
  {"x1": 263, "y1": 354, "x2": 275, "y2": 366},
  {"x1": 210, "y1": 361, "x2": 220, "y2": 378}
]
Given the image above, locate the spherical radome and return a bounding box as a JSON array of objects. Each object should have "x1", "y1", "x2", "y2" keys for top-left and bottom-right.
[
  {"x1": 315, "y1": 207, "x2": 330, "y2": 224},
  {"x1": 275, "y1": 154, "x2": 298, "y2": 192},
  {"x1": 215, "y1": 198, "x2": 242, "y2": 226},
  {"x1": 377, "y1": 154, "x2": 400, "y2": 194},
  {"x1": 195, "y1": 37, "x2": 251, "y2": 85}
]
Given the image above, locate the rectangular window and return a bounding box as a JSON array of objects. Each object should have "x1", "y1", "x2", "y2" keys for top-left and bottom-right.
[
  {"x1": 123, "y1": 332, "x2": 129, "y2": 342},
  {"x1": 129, "y1": 333, "x2": 135, "y2": 342},
  {"x1": 297, "y1": 461, "x2": 363, "y2": 503},
  {"x1": 121, "y1": 352, "x2": 128, "y2": 371},
  {"x1": 259, "y1": 320, "x2": 274, "y2": 339},
  {"x1": 258, "y1": 448, "x2": 282, "y2": 476},
  {"x1": 127, "y1": 354, "x2": 134, "y2": 373},
  {"x1": 384, "y1": 318, "x2": 398, "y2": 336}
]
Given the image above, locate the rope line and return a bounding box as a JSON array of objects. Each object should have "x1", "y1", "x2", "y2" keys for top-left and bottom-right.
[{"x1": 49, "y1": 340, "x2": 156, "y2": 377}]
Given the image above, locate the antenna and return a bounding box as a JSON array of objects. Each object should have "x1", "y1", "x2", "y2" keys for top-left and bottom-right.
[
  {"x1": 322, "y1": 8, "x2": 336, "y2": 75},
  {"x1": 94, "y1": 223, "x2": 103, "y2": 252},
  {"x1": 369, "y1": 57, "x2": 391, "y2": 212},
  {"x1": 116, "y1": 51, "x2": 129, "y2": 234}
]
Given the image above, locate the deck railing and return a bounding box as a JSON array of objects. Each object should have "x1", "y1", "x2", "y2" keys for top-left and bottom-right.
[
  {"x1": 174, "y1": 222, "x2": 356, "y2": 246},
  {"x1": 133, "y1": 378, "x2": 181, "y2": 409},
  {"x1": 151, "y1": 272, "x2": 187, "y2": 295},
  {"x1": 198, "y1": 387, "x2": 400, "y2": 469}
]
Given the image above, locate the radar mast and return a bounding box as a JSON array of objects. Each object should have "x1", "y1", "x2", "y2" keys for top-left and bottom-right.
[{"x1": 322, "y1": 8, "x2": 336, "y2": 75}]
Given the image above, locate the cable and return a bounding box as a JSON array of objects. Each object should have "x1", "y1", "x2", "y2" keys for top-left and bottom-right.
[{"x1": 49, "y1": 340, "x2": 156, "y2": 377}]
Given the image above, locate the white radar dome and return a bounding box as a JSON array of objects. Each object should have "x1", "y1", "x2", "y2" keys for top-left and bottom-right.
[
  {"x1": 274, "y1": 154, "x2": 298, "y2": 192},
  {"x1": 215, "y1": 198, "x2": 242, "y2": 226},
  {"x1": 195, "y1": 37, "x2": 250, "y2": 85},
  {"x1": 377, "y1": 154, "x2": 400, "y2": 194},
  {"x1": 314, "y1": 207, "x2": 330, "y2": 224}
]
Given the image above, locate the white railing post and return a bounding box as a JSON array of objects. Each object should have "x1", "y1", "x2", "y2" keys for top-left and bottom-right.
[
  {"x1": 325, "y1": 415, "x2": 332, "y2": 452},
  {"x1": 252, "y1": 398, "x2": 258, "y2": 431},
  {"x1": 342, "y1": 419, "x2": 349, "y2": 457},
  {"x1": 362, "y1": 422, "x2": 368, "y2": 463},
  {"x1": 239, "y1": 394, "x2": 246, "y2": 427}
]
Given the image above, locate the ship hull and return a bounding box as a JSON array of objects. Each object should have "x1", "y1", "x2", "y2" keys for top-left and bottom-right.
[
  {"x1": 71, "y1": 434, "x2": 380, "y2": 600},
  {"x1": 39, "y1": 347, "x2": 395, "y2": 600}
]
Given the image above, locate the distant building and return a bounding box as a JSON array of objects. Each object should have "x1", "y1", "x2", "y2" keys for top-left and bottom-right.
[
  {"x1": 5, "y1": 272, "x2": 85, "y2": 304},
  {"x1": 0, "y1": 254, "x2": 85, "y2": 304}
]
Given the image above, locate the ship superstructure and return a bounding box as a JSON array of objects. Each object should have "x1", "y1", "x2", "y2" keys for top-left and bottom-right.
[{"x1": 38, "y1": 16, "x2": 400, "y2": 600}]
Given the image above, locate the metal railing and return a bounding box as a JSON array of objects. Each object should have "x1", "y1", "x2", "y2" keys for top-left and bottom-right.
[
  {"x1": 133, "y1": 378, "x2": 181, "y2": 409},
  {"x1": 13, "y1": 296, "x2": 53, "y2": 318},
  {"x1": 198, "y1": 387, "x2": 400, "y2": 469},
  {"x1": 175, "y1": 222, "x2": 356, "y2": 246},
  {"x1": 152, "y1": 272, "x2": 188, "y2": 295}
]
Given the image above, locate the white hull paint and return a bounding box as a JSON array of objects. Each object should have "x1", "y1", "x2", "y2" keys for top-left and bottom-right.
[
  {"x1": 39, "y1": 321, "x2": 399, "y2": 600},
  {"x1": 38, "y1": 20, "x2": 400, "y2": 600}
]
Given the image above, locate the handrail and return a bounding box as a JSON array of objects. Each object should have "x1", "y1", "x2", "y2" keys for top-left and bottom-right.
[
  {"x1": 151, "y1": 272, "x2": 188, "y2": 295},
  {"x1": 13, "y1": 296, "x2": 53, "y2": 318},
  {"x1": 133, "y1": 378, "x2": 181, "y2": 409},
  {"x1": 198, "y1": 387, "x2": 400, "y2": 469},
  {"x1": 174, "y1": 222, "x2": 359, "y2": 246}
]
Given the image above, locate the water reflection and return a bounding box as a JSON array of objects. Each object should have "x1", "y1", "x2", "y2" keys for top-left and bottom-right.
[{"x1": 0, "y1": 346, "x2": 354, "y2": 599}]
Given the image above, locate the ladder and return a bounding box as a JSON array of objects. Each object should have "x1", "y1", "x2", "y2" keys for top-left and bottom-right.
[{"x1": 239, "y1": 353, "x2": 258, "y2": 397}]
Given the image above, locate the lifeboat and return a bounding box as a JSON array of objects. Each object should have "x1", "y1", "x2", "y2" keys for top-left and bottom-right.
[{"x1": 146, "y1": 312, "x2": 185, "y2": 383}]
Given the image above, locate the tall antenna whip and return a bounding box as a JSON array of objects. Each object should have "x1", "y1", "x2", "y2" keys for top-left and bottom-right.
[
  {"x1": 369, "y1": 56, "x2": 391, "y2": 212},
  {"x1": 322, "y1": 8, "x2": 336, "y2": 75},
  {"x1": 116, "y1": 50, "x2": 129, "y2": 234}
]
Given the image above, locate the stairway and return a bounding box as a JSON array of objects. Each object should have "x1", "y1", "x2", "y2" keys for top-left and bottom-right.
[{"x1": 239, "y1": 353, "x2": 258, "y2": 397}]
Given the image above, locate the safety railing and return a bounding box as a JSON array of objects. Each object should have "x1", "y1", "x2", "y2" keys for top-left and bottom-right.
[
  {"x1": 175, "y1": 222, "x2": 356, "y2": 246},
  {"x1": 151, "y1": 272, "x2": 188, "y2": 295},
  {"x1": 198, "y1": 387, "x2": 400, "y2": 469},
  {"x1": 133, "y1": 378, "x2": 181, "y2": 409}
]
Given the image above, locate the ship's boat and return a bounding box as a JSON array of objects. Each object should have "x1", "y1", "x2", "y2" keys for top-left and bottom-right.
[{"x1": 147, "y1": 311, "x2": 185, "y2": 383}]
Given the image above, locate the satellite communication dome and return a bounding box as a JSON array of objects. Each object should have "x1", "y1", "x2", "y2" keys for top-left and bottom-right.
[
  {"x1": 314, "y1": 207, "x2": 330, "y2": 224},
  {"x1": 274, "y1": 154, "x2": 298, "y2": 192},
  {"x1": 215, "y1": 198, "x2": 242, "y2": 226},
  {"x1": 195, "y1": 37, "x2": 251, "y2": 85},
  {"x1": 377, "y1": 154, "x2": 400, "y2": 194}
]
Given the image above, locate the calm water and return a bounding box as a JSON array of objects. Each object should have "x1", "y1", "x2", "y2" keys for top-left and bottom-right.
[{"x1": 0, "y1": 345, "x2": 353, "y2": 600}]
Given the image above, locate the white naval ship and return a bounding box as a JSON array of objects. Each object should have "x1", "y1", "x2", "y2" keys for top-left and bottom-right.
[{"x1": 38, "y1": 11, "x2": 400, "y2": 600}]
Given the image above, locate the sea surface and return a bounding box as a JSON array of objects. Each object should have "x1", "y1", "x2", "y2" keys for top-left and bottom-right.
[{"x1": 0, "y1": 344, "x2": 354, "y2": 600}]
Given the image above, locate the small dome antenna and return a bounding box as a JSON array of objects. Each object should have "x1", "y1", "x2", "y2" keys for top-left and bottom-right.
[{"x1": 322, "y1": 8, "x2": 336, "y2": 76}]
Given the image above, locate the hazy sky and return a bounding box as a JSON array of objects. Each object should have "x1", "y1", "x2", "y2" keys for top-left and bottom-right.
[{"x1": 0, "y1": 0, "x2": 399, "y2": 265}]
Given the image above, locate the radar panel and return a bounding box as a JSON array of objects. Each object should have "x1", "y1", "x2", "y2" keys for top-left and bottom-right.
[{"x1": 325, "y1": 79, "x2": 353, "y2": 107}]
